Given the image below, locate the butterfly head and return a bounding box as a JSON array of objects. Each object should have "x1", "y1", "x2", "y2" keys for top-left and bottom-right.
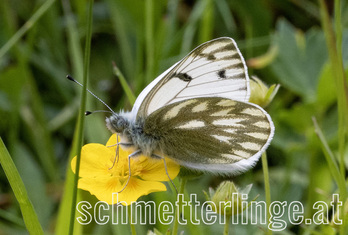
[{"x1": 105, "y1": 113, "x2": 130, "y2": 134}]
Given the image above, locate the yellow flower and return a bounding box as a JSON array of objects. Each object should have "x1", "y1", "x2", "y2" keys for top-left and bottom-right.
[{"x1": 71, "y1": 134, "x2": 180, "y2": 205}]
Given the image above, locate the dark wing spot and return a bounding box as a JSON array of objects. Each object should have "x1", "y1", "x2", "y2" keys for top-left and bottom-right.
[
  {"x1": 175, "y1": 73, "x2": 193, "y2": 82},
  {"x1": 221, "y1": 44, "x2": 236, "y2": 52},
  {"x1": 199, "y1": 53, "x2": 216, "y2": 61},
  {"x1": 207, "y1": 54, "x2": 216, "y2": 60},
  {"x1": 217, "y1": 70, "x2": 226, "y2": 79}
]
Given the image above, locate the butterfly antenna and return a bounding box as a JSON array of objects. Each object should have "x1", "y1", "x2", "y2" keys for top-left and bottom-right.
[
  {"x1": 66, "y1": 75, "x2": 117, "y2": 115},
  {"x1": 85, "y1": 110, "x2": 113, "y2": 116}
]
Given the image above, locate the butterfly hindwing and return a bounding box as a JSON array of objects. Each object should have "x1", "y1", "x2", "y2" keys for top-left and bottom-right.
[
  {"x1": 143, "y1": 97, "x2": 274, "y2": 174},
  {"x1": 135, "y1": 37, "x2": 250, "y2": 119}
]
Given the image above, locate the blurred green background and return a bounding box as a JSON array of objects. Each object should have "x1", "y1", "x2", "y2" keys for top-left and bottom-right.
[{"x1": 0, "y1": 0, "x2": 347, "y2": 234}]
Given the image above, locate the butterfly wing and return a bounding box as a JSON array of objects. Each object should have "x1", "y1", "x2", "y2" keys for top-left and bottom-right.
[
  {"x1": 132, "y1": 37, "x2": 250, "y2": 120},
  {"x1": 143, "y1": 97, "x2": 274, "y2": 174}
]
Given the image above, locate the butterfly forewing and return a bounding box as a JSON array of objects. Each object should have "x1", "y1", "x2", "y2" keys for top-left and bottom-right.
[
  {"x1": 143, "y1": 97, "x2": 274, "y2": 174},
  {"x1": 135, "y1": 37, "x2": 250, "y2": 119}
]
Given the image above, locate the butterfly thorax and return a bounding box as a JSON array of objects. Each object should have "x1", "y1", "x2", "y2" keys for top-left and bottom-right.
[{"x1": 106, "y1": 113, "x2": 160, "y2": 156}]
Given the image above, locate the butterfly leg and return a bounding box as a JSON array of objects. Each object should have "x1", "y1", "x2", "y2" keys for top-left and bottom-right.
[
  {"x1": 108, "y1": 143, "x2": 119, "y2": 170},
  {"x1": 107, "y1": 134, "x2": 120, "y2": 169},
  {"x1": 107, "y1": 134, "x2": 134, "y2": 170},
  {"x1": 152, "y1": 154, "x2": 178, "y2": 194},
  {"x1": 117, "y1": 149, "x2": 142, "y2": 193}
]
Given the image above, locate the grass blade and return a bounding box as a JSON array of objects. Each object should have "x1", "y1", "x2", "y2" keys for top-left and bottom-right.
[
  {"x1": 0, "y1": 138, "x2": 43, "y2": 234},
  {"x1": 199, "y1": 0, "x2": 214, "y2": 43},
  {"x1": 55, "y1": 0, "x2": 85, "y2": 234},
  {"x1": 68, "y1": 0, "x2": 94, "y2": 234},
  {"x1": 112, "y1": 62, "x2": 136, "y2": 105},
  {"x1": 0, "y1": 0, "x2": 56, "y2": 60},
  {"x1": 318, "y1": 1, "x2": 347, "y2": 232},
  {"x1": 319, "y1": 0, "x2": 348, "y2": 174},
  {"x1": 312, "y1": 117, "x2": 343, "y2": 187},
  {"x1": 312, "y1": 117, "x2": 346, "y2": 234},
  {"x1": 145, "y1": 0, "x2": 155, "y2": 83}
]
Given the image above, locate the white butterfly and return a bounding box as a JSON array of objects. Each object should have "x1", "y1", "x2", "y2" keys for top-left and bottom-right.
[{"x1": 106, "y1": 37, "x2": 274, "y2": 179}]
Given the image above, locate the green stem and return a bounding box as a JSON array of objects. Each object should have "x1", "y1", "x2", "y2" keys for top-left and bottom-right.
[
  {"x1": 262, "y1": 152, "x2": 272, "y2": 235},
  {"x1": 223, "y1": 215, "x2": 231, "y2": 235},
  {"x1": 172, "y1": 177, "x2": 187, "y2": 235},
  {"x1": 318, "y1": 1, "x2": 347, "y2": 233},
  {"x1": 128, "y1": 206, "x2": 137, "y2": 235},
  {"x1": 319, "y1": 0, "x2": 348, "y2": 174},
  {"x1": 334, "y1": 0, "x2": 346, "y2": 179},
  {"x1": 334, "y1": 0, "x2": 342, "y2": 63},
  {"x1": 68, "y1": 1, "x2": 94, "y2": 234}
]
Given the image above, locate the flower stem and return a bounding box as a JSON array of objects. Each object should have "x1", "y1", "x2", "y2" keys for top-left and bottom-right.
[
  {"x1": 262, "y1": 152, "x2": 272, "y2": 234},
  {"x1": 223, "y1": 215, "x2": 231, "y2": 235},
  {"x1": 318, "y1": 1, "x2": 347, "y2": 233},
  {"x1": 128, "y1": 206, "x2": 137, "y2": 235},
  {"x1": 172, "y1": 177, "x2": 187, "y2": 235}
]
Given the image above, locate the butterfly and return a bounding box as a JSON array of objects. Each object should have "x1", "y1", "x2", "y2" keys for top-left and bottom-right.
[{"x1": 105, "y1": 37, "x2": 274, "y2": 186}]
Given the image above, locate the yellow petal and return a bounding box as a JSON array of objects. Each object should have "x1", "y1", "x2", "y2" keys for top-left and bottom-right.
[
  {"x1": 135, "y1": 156, "x2": 180, "y2": 181},
  {"x1": 105, "y1": 134, "x2": 118, "y2": 152},
  {"x1": 78, "y1": 176, "x2": 122, "y2": 203},
  {"x1": 78, "y1": 176, "x2": 166, "y2": 205},
  {"x1": 116, "y1": 178, "x2": 167, "y2": 205},
  {"x1": 71, "y1": 144, "x2": 114, "y2": 177}
]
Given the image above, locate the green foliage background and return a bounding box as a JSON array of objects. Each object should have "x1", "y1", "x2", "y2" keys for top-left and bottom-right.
[{"x1": 0, "y1": 0, "x2": 347, "y2": 234}]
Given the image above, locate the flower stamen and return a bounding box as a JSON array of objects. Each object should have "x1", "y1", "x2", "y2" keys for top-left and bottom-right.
[{"x1": 117, "y1": 149, "x2": 142, "y2": 193}]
